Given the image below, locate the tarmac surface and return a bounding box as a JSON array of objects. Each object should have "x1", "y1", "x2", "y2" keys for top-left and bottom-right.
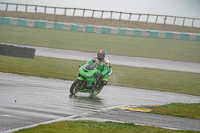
[{"x1": 0, "y1": 72, "x2": 200, "y2": 132}]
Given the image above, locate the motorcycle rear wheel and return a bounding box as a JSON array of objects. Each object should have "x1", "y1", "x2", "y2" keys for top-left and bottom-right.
[
  {"x1": 70, "y1": 79, "x2": 84, "y2": 95},
  {"x1": 89, "y1": 84, "x2": 104, "y2": 96}
]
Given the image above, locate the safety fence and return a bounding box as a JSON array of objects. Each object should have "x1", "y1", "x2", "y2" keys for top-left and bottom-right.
[
  {"x1": 1, "y1": 16, "x2": 200, "y2": 41},
  {"x1": 0, "y1": 2, "x2": 200, "y2": 27}
]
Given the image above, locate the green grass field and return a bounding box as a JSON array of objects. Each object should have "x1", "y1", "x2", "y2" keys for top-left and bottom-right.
[
  {"x1": 14, "y1": 120, "x2": 200, "y2": 133},
  {"x1": 151, "y1": 103, "x2": 200, "y2": 120},
  {"x1": 0, "y1": 25, "x2": 200, "y2": 63}
]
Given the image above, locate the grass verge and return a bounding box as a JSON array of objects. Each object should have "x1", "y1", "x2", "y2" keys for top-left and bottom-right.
[
  {"x1": 0, "y1": 25, "x2": 200, "y2": 63},
  {"x1": 14, "y1": 120, "x2": 199, "y2": 133},
  {"x1": 151, "y1": 103, "x2": 200, "y2": 120},
  {"x1": 0, "y1": 55, "x2": 200, "y2": 96}
]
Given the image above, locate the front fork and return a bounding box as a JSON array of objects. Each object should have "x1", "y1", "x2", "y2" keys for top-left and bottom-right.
[{"x1": 78, "y1": 80, "x2": 86, "y2": 91}]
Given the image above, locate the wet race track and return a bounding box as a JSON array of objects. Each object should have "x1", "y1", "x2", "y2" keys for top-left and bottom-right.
[
  {"x1": 0, "y1": 45, "x2": 200, "y2": 132},
  {"x1": 1, "y1": 72, "x2": 200, "y2": 132}
]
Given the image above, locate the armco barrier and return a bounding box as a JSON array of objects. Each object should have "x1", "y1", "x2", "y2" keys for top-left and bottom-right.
[
  {"x1": 0, "y1": 43, "x2": 35, "y2": 58},
  {"x1": 0, "y1": 16, "x2": 200, "y2": 41}
]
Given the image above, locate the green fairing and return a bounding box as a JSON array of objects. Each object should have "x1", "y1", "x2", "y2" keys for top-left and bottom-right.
[
  {"x1": 78, "y1": 63, "x2": 101, "y2": 86},
  {"x1": 77, "y1": 76, "x2": 85, "y2": 81}
]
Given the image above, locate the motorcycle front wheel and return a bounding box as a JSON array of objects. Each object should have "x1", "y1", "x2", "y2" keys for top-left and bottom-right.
[{"x1": 70, "y1": 79, "x2": 84, "y2": 95}]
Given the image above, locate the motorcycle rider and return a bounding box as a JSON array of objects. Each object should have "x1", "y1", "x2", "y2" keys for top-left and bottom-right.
[{"x1": 86, "y1": 49, "x2": 110, "y2": 85}]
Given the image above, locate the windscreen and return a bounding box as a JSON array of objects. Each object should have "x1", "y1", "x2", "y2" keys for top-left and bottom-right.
[{"x1": 85, "y1": 62, "x2": 97, "y2": 70}]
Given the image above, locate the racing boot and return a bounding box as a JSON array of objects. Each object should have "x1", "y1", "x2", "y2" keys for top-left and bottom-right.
[{"x1": 102, "y1": 78, "x2": 107, "y2": 86}]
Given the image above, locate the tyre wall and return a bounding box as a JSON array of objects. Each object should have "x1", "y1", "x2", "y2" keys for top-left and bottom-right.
[{"x1": 0, "y1": 43, "x2": 35, "y2": 58}]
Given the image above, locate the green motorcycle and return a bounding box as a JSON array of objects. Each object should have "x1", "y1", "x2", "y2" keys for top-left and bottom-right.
[{"x1": 70, "y1": 62, "x2": 112, "y2": 96}]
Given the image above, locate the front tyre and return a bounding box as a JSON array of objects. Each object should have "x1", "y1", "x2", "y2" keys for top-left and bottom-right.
[{"x1": 70, "y1": 79, "x2": 84, "y2": 95}]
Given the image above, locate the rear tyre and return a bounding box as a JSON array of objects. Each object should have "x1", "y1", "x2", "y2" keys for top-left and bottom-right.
[
  {"x1": 70, "y1": 79, "x2": 84, "y2": 95},
  {"x1": 89, "y1": 83, "x2": 104, "y2": 96}
]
